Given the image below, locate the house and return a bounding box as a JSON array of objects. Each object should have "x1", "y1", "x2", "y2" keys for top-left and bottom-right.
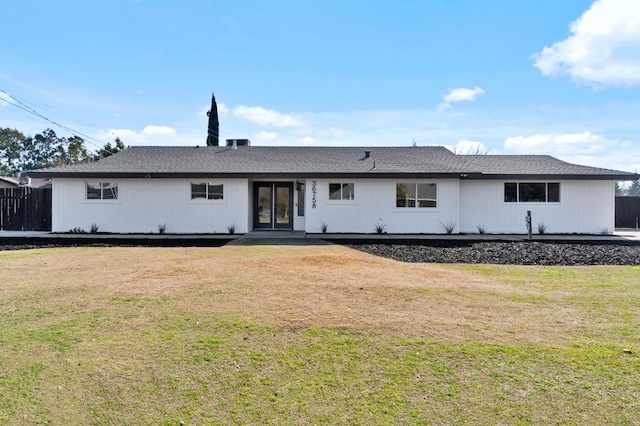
[
  {"x1": 29, "y1": 141, "x2": 639, "y2": 234},
  {"x1": 0, "y1": 175, "x2": 51, "y2": 189},
  {"x1": 0, "y1": 176, "x2": 19, "y2": 189}
]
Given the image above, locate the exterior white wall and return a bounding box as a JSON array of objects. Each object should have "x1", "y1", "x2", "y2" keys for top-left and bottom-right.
[
  {"x1": 305, "y1": 179, "x2": 460, "y2": 234},
  {"x1": 51, "y1": 178, "x2": 249, "y2": 234},
  {"x1": 51, "y1": 177, "x2": 617, "y2": 234},
  {"x1": 459, "y1": 180, "x2": 615, "y2": 234}
]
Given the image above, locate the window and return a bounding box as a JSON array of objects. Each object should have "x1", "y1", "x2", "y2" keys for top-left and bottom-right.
[
  {"x1": 329, "y1": 183, "x2": 354, "y2": 200},
  {"x1": 86, "y1": 182, "x2": 118, "y2": 200},
  {"x1": 191, "y1": 183, "x2": 224, "y2": 200},
  {"x1": 504, "y1": 182, "x2": 560, "y2": 202},
  {"x1": 297, "y1": 183, "x2": 305, "y2": 217},
  {"x1": 396, "y1": 183, "x2": 437, "y2": 208}
]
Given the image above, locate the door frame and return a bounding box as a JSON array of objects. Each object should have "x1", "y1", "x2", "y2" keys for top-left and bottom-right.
[{"x1": 253, "y1": 182, "x2": 294, "y2": 229}]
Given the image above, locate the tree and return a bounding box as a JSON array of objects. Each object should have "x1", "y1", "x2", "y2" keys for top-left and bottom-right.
[
  {"x1": 206, "y1": 92, "x2": 219, "y2": 146},
  {"x1": 1, "y1": 128, "x2": 104, "y2": 174},
  {"x1": 0, "y1": 127, "x2": 26, "y2": 175},
  {"x1": 17, "y1": 129, "x2": 66, "y2": 171},
  {"x1": 0, "y1": 127, "x2": 127, "y2": 174},
  {"x1": 629, "y1": 179, "x2": 640, "y2": 197},
  {"x1": 60, "y1": 135, "x2": 93, "y2": 165},
  {"x1": 94, "y1": 137, "x2": 126, "y2": 160}
]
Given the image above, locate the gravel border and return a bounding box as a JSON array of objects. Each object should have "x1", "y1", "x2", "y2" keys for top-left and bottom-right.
[{"x1": 343, "y1": 240, "x2": 640, "y2": 266}]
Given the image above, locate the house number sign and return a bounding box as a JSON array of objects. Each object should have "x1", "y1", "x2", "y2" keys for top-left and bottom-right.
[{"x1": 311, "y1": 180, "x2": 317, "y2": 209}]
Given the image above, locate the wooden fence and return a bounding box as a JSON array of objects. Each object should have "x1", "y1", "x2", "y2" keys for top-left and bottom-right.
[
  {"x1": 0, "y1": 188, "x2": 52, "y2": 231},
  {"x1": 615, "y1": 196, "x2": 640, "y2": 229}
]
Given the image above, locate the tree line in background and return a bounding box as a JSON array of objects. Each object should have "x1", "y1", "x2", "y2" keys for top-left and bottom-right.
[
  {"x1": 616, "y1": 181, "x2": 640, "y2": 197},
  {"x1": 0, "y1": 127, "x2": 125, "y2": 176}
]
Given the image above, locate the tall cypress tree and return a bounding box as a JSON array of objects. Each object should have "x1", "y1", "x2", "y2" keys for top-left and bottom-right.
[{"x1": 206, "y1": 92, "x2": 219, "y2": 146}]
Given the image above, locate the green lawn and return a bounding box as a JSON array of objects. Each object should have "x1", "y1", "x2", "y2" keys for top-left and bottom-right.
[{"x1": 1, "y1": 246, "x2": 639, "y2": 425}]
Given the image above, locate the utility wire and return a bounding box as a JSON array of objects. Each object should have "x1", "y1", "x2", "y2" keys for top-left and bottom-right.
[{"x1": 0, "y1": 89, "x2": 118, "y2": 155}]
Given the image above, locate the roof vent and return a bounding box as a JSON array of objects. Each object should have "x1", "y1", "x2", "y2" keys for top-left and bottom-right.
[
  {"x1": 226, "y1": 139, "x2": 250, "y2": 149},
  {"x1": 364, "y1": 150, "x2": 371, "y2": 158}
]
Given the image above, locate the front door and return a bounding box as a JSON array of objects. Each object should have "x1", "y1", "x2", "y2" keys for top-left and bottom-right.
[{"x1": 253, "y1": 182, "x2": 293, "y2": 229}]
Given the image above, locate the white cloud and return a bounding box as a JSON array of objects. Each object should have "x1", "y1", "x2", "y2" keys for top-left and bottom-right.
[
  {"x1": 256, "y1": 131, "x2": 277, "y2": 140},
  {"x1": 504, "y1": 131, "x2": 611, "y2": 155},
  {"x1": 448, "y1": 140, "x2": 489, "y2": 155},
  {"x1": 438, "y1": 87, "x2": 485, "y2": 110},
  {"x1": 106, "y1": 125, "x2": 177, "y2": 144},
  {"x1": 107, "y1": 128, "x2": 140, "y2": 141},
  {"x1": 142, "y1": 125, "x2": 176, "y2": 136},
  {"x1": 532, "y1": 0, "x2": 640, "y2": 87},
  {"x1": 218, "y1": 103, "x2": 229, "y2": 117},
  {"x1": 233, "y1": 105, "x2": 304, "y2": 128}
]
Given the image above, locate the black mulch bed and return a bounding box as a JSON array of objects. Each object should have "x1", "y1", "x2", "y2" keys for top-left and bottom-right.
[{"x1": 343, "y1": 240, "x2": 640, "y2": 266}]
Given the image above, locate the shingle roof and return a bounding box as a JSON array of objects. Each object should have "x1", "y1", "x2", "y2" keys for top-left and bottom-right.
[
  {"x1": 457, "y1": 155, "x2": 633, "y2": 177},
  {"x1": 28, "y1": 145, "x2": 639, "y2": 180}
]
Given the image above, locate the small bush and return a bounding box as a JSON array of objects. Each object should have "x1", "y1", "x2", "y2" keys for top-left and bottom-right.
[
  {"x1": 90, "y1": 223, "x2": 99, "y2": 234},
  {"x1": 158, "y1": 223, "x2": 167, "y2": 234},
  {"x1": 68, "y1": 227, "x2": 87, "y2": 234},
  {"x1": 320, "y1": 221, "x2": 328, "y2": 234},
  {"x1": 477, "y1": 224, "x2": 486, "y2": 234},
  {"x1": 440, "y1": 221, "x2": 456, "y2": 234},
  {"x1": 537, "y1": 223, "x2": 547, "y2": 234},
  {"x1": 375, "y1": 221, "x2": 386, "y2": 234},
  {"x1": 227, "y1": 223, "x2": 236, "y2": 235}
]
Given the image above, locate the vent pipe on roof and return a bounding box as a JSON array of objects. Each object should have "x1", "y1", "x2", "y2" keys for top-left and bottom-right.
[
  {"x1": 364, "y1": 150, "x2": 371, "y2": 158},
  {"x1": 226, "y1": 139, "x2": 250, "y2": 148}
]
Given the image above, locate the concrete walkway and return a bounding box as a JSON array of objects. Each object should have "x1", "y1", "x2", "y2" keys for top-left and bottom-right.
[{"x1": 1, "y1": 229, "x2": 638, "y2": 243}]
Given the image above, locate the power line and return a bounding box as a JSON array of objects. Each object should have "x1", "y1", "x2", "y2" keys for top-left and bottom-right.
[{"x1": 0, "y1": 88, "x2": 118, "y2": 155}]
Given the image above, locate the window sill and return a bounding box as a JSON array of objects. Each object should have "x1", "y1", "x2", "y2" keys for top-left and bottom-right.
[
  {"x1": 393, "y1": 208, "x2": 439, "y2": 212},
  {"x1": 83, "y1": 200, "x2": 121, "y2": 204},
  {"x1": 326, "y1": 200, "x2": 357, "y2": 205}
]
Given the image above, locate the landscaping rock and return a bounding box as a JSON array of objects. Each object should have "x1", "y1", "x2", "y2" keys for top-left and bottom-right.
[{"x1": 344, "y1": 241, "x2": 640, "y2": 266}]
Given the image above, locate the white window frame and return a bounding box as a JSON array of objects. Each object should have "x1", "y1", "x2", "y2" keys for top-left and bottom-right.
[
  {"x1": 190, "y1": 182, "x2": 225, "y2": 202},
  {"x1": 504, "y1": 182, "x2": 560, "y2": 203},
  {"x1": 328, "y1": 182, "x2": 355, "y2": 201},
  {"x1": 85, "y1": 181, "x2": 119, "y2": 202},
  {"x1": 396, "y1": 183, "x2": 437, "y2": 208}
]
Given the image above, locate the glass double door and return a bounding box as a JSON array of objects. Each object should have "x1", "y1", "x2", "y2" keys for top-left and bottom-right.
[{"x1": 253, "y1": 182, "x2": 293, "y2": 229}]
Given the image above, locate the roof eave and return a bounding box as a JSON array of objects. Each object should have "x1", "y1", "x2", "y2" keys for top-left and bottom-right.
[
  {"x1": 28, "y1": 171, "x2": 640, "y2": 181},
  {"x1": 469, "y1": 173, "x2": 640, "y2": 181}
]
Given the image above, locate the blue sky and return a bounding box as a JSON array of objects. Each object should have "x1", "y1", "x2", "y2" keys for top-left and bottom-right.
[{"x1": 1, "y1": 0, "x2": 639, "y2": 174}]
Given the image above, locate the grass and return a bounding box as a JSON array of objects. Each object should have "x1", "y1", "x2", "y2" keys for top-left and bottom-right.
[{"x1": 1, "y1": 245, "x2": 639, "y2": 424}]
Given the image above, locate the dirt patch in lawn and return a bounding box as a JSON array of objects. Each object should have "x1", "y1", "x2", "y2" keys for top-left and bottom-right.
[{"x1": 0, "y1": 244, "x2": 601, "y2": 346}]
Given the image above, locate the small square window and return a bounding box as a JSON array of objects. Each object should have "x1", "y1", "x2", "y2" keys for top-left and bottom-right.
[
  {"x1": 191, "y1": 182, "x2": 224, "y2": 200},
  {"x1": 329, "y1": 183, "x2": 355, "y2": 200},
  {"x1": 86, "y1": 182, "x2": 118, "y2": 200},
  {"x1": 208, "y1": 184, "x2": 224, "y2": 200}
]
